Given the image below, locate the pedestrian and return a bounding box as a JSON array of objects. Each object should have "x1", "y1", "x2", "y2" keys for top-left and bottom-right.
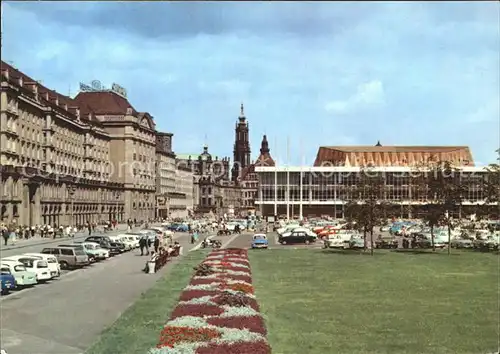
[
  {"x1": 2, "y1": 227, "x2": 9, "y2": 246},
  {"x1": 139, "y1": 236, "x2": 146, "y2": 256},
  {"x1": 154, "y1": 236, "x2": 160, "y2": 254}
]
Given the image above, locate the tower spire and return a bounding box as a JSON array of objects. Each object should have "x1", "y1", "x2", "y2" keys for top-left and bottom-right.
[{"x1": 239, "y1": 102, "x2": 245, "y2": 118}]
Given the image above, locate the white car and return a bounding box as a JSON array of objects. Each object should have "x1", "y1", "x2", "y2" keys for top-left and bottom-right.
[
  {"x1": 2, "y1": 256, "x2": 52, "y2": 282},
  {"x1": 122, "y1": 235, "x2": 140, "y2": 248},
  {"x1": 111, "y1": 235, "x2": 134, "y2": 250},
  {"x1": 23, "y1": 253, "x2": 61, "y2": 278},
  {"x1": 82, "y1": 242, "x2": 110, "y2": 259}
]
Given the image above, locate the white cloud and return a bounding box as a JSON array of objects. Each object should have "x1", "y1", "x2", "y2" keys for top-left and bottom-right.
[{"x1": 324, "y1": 80, "x2": 385, "y2": 114}]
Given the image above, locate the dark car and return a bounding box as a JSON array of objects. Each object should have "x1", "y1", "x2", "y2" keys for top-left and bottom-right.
[
  {"x1": 278, "y1": 230, "x2": 317, "y2": 245},
  {"x1": 85, "y1": 235, "x2": 124, "y2": 255}
]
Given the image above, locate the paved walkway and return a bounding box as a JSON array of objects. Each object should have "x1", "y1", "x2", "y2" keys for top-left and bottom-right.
[{"x1": 0, "y1": 224, "x2": 134, "y2": 252}]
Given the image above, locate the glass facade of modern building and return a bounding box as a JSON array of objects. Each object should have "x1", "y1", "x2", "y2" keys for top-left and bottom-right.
[{"x1": 255, "y1": 166, "x2": 494, "y2": 218}]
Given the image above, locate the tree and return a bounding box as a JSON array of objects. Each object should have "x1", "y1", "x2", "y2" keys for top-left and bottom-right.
[
  {"x1": 345, "y1": 167, "x2": 387, "y2": 255},
  {"x1": 421, "y1": 160, "x2": 467, "y2": 255},
  {"x1": 484, "y1": 149, "x2": 500, "y2": 219}
]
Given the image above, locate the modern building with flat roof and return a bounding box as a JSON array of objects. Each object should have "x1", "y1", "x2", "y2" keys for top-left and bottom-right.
[{"x1": 254, "y1": 143, "x2": 495, "y2": 219}]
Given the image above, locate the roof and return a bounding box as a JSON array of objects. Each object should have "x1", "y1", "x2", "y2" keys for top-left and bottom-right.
[
  {"x1": 74, "y1": 91, "x2": 138, "y2": 116},
  {"x1": 1, "y1": 61, "x2": 78, "y2": 120},
  {"x1": 314, "y1": 145, "x2": 474, "y2": 167}
]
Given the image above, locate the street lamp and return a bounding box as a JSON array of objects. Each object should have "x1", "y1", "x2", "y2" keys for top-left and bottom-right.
[
  {"x1": 113, "y1": 191, "x2": 120, "y2": 221},
  {"x1": 67, "y1": 185, "x2": 76, "y2": 226}
]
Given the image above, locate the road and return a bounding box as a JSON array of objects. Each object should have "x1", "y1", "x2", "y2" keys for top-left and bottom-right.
[{"x1": 0, "y1": 231, "x2": 215, "y2": 354}]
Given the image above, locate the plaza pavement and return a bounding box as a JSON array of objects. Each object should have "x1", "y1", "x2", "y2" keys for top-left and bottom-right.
[{"x1": 0, "y1": 230, "x2": 229, "y2": 354}]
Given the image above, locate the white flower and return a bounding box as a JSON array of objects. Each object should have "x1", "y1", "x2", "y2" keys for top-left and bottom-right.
[
  {"x1": 220, "y1": 305, "x2": 259, "y2": 318},
  {"x1": 216, "y1": 327, "x2": 265, "y2": 344},
  {"x1": 225, "y1": 269, "x2": 251, "y2": 276},
  {"x1": 148, "y1": 342, "x2": 201, "y2": 354},
  {"x1": 192, "y1": 274, "x2": 218, "y2": 280},
  {"x1": 185, "y1": 283, "x2": 219, "y2": 291},
  {"x1": 166, "y1": 316, "x2": 209, "y2": 328},
  {"x1": 178, "y1": 296, "x2": 216, "y2": 306}
]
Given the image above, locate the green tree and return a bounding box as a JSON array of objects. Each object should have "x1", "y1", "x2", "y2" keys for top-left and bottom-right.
[
  {"x1": 345, "y1": 167, "x2": 387, "y2": 255},
  {"x1": 484, "y1": 149, "x2": 500, "y2": 219},
  {"x1": 422, "y1": 160, "x2": 467, "y2": 255}
]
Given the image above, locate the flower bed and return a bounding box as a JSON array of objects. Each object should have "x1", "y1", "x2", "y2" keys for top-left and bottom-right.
[{"x1": 148, "y1": 248, "x2": 271, "y2": 354}]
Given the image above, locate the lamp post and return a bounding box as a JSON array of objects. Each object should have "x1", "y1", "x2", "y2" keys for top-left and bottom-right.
[
  {"x1": 67, "y1": 185, "x2": 76, "y2": 226},
  {"x1": 114, "y1": 191, "x2": 120, "y2": 222}
]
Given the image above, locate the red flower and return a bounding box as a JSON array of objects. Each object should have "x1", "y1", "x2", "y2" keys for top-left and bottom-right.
[
  {"x1": 157, "y1": 326, "x2": 221, "y2": 348},
  {"x1": 170, "y1": 304, "x2": 224, "y2": 319},
  {"x1": 179, "y1": 290, "x2": 218, "y2": 302},
  {"x1": 206, "y1": 315, "x2": 267, "y2": 335},
  {"x1": 196, "y1": 340, "x2": 271, "y2": 354}
]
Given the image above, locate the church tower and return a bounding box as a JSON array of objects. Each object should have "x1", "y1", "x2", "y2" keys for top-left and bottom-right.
[{"x1": 232, "y1": 103, "x2": 251, "y2": 182}]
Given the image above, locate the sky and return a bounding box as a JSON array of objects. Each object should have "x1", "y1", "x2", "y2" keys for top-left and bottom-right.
[{"x1": 2, "y1": 1, "x2": 499, "y2": 166}]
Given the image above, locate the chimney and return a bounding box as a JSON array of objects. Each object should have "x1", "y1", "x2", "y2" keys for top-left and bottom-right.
[
  {"x1": 18, "y1": 76, "x2": 23, "y2": 87},
  {"x1": 88, "y1": 113, "x2": 92, "y2": 121},
  {"x1": 54, "y1": 95, "x2": 59, "y2": 106},
  {"x1": 64, "y1": 103, "x2": 68, "y2": 111},
  {"x1": 126, "y1": 107, "x2": 133, "y2": 115},
  {"x1": 76, "y1": 107, "x2": 80, "y2": 120},
  {"x1": 2, "y1": 69, "x2": 9, "y2": 80},
  {"x1": 45, "y1": 92, "x2": 50, "y2": 101}
]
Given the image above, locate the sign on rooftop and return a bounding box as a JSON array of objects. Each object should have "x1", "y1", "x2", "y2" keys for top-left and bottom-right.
[{"x1": 78, "y1": 80, "x2": 127, "y2": 98}]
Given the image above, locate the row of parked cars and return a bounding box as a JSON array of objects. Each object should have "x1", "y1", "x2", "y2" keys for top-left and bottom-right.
[{"x1": 0, "y1": 227, "x2": 172, "y2": 295}]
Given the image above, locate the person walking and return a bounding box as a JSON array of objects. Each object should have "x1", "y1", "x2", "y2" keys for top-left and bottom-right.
[
  {"x1": 2, "y1": 225, "x2": 9, "y2": 246},
  {"x1": 154, "y1": 236, "x2": 160, "y2": 254},
  {"x1": 139, "y1": 236, "x2": 146, "y2": 256}
]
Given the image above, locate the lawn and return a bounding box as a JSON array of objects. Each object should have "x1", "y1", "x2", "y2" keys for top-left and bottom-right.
[
  {"x1": 249, "y1": 249, "x2": 499, "y2": 354},
  {"x1": 85, "y1": 251, "x2": 207, "y2": 354}
]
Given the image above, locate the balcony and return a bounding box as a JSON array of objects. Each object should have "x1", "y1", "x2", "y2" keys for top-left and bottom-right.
[{"x1": 1, "y1": 126, "x2": 19, "y2": 137}]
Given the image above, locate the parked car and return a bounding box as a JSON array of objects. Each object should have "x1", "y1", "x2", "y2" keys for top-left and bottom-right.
[
  {"x1": 278, "y1": 230, "x2": 317, "y2": 245},
  {"x1": 379, "y1": 225, "x2": 391, "y2": 232},
  {"x1": 60, "y1": 243, "x2": 108, "y2": 261},
  {"x1": 24, "y1": 253, "x2": 61, "y2": 278},
  {"x1": 251, "y1": 234, "x2": 269, "y2": 249},
  {"x1": 343, "y1": 236, "x2": 365, "y2": 249},
  {"x1": 0, "y1": 262, "x2": 37, "y2": 287},
  {"x1": 41, "y1": 246, "x2": 90, "y2": 270},
  {"x1": 324, "y1": 232, "x2": 353, "y2": 248},
  {"x1": 450, "y1": 238, "x2": 474, "y2": 249},
  {"x1": 119, "y1": 235, "x2": 140, "y2": 248},
  {"x1": 375, "y1": 235, "x2": 398, "y2": 249},
  {"x1": 0, "y1": 266, "x2": 16, "y2": 294},
  {"x1": 2, "y1": 256, "x2": 52, "y2": 282},
  {"x1": 109, "y1": 235, "x2": 134, "y2": 251},
  {"x1": 85, "y1": 235, "x2": 124, "y2": 255}
]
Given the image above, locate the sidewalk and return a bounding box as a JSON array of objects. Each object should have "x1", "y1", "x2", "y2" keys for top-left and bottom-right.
[{"x1": 0, "y1": 224, "x2": 134, "y2": 252}]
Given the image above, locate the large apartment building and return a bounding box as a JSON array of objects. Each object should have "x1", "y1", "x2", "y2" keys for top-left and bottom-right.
[{"x1": 0, "y1": 61, "x2": 157, "y2": 226}]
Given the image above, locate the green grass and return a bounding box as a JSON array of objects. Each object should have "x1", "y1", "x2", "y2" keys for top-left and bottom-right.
[
  {"x1": 249, "y1": 249, "x2": 499, "y2": 354},
  {"x1": 85, "y1": 251, "x2": 207, "y2": 354}
]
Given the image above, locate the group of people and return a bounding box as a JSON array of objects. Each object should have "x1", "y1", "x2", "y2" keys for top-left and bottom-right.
[
  {"x1": 143, "y1": 241, "x2": 182, "y2": 273},
  {"x1": 0, "y1": 223, "x2": 80, "y2": 246}
]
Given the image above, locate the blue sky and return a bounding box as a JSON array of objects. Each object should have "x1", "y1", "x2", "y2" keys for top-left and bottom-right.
[{"x1": 2, "y1": 1, "x2": 499, "y2": 165}]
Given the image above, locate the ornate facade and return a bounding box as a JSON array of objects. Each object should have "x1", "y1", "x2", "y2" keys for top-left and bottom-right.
[
  {"x1": 73, "y1": 92, "x2": 157, "y2": 221},
  {"x1": 239, "y1": 135, "x2": 275, "y2": 214},
  {"x1": 155, "y1": 132, "x2": 176, "y2": 219},
  {"x1": 0, "y1": 61, "x2": 125, "y2": 226},
  {"x1": 177, "y1": 145, "x2": 231, "y2": 215}
]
